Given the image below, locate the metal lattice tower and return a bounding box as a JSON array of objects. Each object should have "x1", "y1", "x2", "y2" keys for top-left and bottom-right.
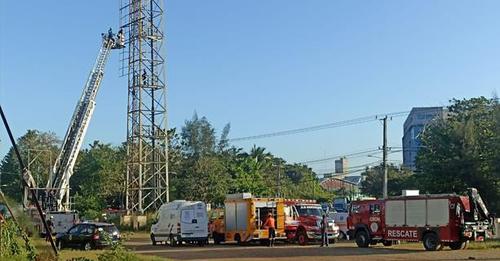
[{"x1": 120, "y1": 0, "x2": 169, "y2": 214}]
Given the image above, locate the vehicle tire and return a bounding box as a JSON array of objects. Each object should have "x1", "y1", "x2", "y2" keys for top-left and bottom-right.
[
  {"x1": 234, "y1": 234, "x2": 242, "y2": 245},
  {"x1": 82, "y1": 241, "x2": 93, "y2": 251},
  {"x1": 383, "y1": 240, "x2": 393, "y2": 247},
  {"x1": 151, "y1": 234, "x2": 157, "y2": 246},
  {"x1": 296, "y1": 229, "x2": 308, "y2": 246},
  {"x1": 355, "y1": 230, "x2": 370, "y2": 248},
  {"x1": 329, "y1": 238, "x2": 337, "y2": 244},
  {"x1": 449, "y1": 240, "x2": 468, "y2": 250},
  {"x1": 56, "y1": 239, "x2": 63, "y2": 250},
  {"x1": 423, "y1": 233, "x2": 441, "y2": 251}
]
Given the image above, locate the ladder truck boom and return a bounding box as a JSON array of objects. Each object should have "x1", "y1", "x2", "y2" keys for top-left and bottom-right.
[{"x1": 46, "y1": 31, "x2": 124, "y2": 211}]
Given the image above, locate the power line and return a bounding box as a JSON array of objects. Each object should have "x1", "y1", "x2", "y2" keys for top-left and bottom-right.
[
  {"x1": 316, "y1": 160, "x2": 382, "y2": 176},
  {"x1": 228, "y1": 111, "x2": 410, "y2": 142},
  {"x1": 298, "y1": 146, "x2": 403, "y2": 165},
  {"x1": 299, "y1": 148, "x2": 380, "y2": 165}
]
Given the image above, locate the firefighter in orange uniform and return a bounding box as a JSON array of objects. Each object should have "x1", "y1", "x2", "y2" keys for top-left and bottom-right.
[{"x1": 262, "y1": 212, "x2": 276, "y2": 247}]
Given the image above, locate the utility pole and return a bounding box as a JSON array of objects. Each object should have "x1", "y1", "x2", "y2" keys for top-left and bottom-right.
[
  {"x1": 382, "y1": 116, "x2": 388, "y2": 199},
  {"x1": 277, "y1": 162, "x2": 281, "y2": 198}
]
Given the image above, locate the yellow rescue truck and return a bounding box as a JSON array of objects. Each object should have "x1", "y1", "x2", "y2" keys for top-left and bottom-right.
[{"x1": 212, "y1": 193, "x2": 286, "y2": 244}]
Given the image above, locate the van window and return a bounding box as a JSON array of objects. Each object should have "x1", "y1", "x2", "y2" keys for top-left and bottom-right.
[{"x1": 181, "y1": 210, "x2": 194, "y2": 223}]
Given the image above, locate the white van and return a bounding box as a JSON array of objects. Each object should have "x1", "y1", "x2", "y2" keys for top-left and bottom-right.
[{"x1": 150, "y1": 200, "x2": 208, "y2": 246}]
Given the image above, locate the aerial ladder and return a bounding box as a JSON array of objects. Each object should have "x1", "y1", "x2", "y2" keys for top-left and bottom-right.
[{"x1": 44, "y1": 30, "x2": 125, "y2": 212}]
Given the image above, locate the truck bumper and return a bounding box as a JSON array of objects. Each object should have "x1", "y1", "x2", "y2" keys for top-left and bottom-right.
[{"x1": 307, "y1": 231, "x2": 340, "y2": 240}]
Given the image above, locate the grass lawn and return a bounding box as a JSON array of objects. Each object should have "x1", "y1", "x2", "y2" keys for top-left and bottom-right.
[{"x1": 32, "y1": 236, "x2": 165, "y2": 261}]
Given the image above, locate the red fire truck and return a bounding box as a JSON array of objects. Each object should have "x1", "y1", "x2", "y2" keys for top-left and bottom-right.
[
  {"x1": 347, "y1": 188, "x2": 495, "y2": 251},
  {"x1": 284, "y1": 199, "x2": 340, "y2": 245}
]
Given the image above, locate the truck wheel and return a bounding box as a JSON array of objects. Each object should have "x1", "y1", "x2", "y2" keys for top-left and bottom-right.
[
  {"x1": 82, "y1": 241, "x2": 93, "y2": 251},
  {"x1": 382, "y1": 240, "x2": 393, "y2": 246},
  {"x1": 449, "y1": 240, "x2": 468, "y2": 250},
  {"x1": 296, "y1": 230, "x2": 308, "y2": 246},
  {"x1": 355, "y1": 230, "x2": 370, "y2": 248},
  {"x1": 423, "y1": 233, "x2": 441, "y2": 251}
]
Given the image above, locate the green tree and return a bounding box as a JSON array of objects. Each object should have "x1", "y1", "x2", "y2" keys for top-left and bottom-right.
[
  {"x1": 416, "y1": 97, "x2": 500, "y2": 213},
  {"x1": 178, "y1": 156, "x2": 230, "y2": 206},
  {"x1": 360, "y1": 164, "x2": 413, "y2": 198},
  {"x1": 283, "y1": 163, "x2": 332, "y2": 201},
  {"x1": 174, "y1": 114, "x2": 231, "y2": 205},
  {"x1": 181, "y1": 113, "x2": 217, "y2": 158},
  {"x1": 231, "y1": 157, "x2": 268, "y2": 196},
  {"x1": 0, "y1": 130, "x2": 59, "y2": 201},
  {"x1": 71, "y1": 141, "x2": 126, "y2": 219}
]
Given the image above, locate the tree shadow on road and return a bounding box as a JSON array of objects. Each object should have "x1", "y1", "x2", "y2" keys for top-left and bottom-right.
[{"x1": 135, "y1": 243, "x2": 425, "y2": 260}]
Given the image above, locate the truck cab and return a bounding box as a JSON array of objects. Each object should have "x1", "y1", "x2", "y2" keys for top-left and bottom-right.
[
  {"x1": 284, "y1": 200, "x2": 340, "y2": 245},
  {"x1": 347, "y1": 199, "x2": 389, "y2": 246}
]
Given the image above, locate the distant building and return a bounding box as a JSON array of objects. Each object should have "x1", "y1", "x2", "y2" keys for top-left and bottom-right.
[
  {"x1": 402, "y1": 107, "x2": 445, "y2": 170},
  {"x1": 320, "y1": 175, "x2": 362, "y2": 200},
  {"x1": 334, "y1": 157, "x2": 348, "y2": 177}
]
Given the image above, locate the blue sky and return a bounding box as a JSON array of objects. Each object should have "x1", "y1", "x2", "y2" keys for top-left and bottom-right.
[{"x1": 1, "y1": 1, "x2": 499, "y2": 174}]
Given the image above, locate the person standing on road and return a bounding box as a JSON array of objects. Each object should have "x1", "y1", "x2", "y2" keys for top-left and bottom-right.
[
  {"x1": 262, "y1": 212, "x2": 276, "y2": 247},
  {"x1": 320, "y1": 214, "x2": 329, "y2": 247}
]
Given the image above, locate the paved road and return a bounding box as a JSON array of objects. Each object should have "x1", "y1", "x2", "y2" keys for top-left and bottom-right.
[{"x1": 125, "y1": 240, "x2": 500, "y2": 260}]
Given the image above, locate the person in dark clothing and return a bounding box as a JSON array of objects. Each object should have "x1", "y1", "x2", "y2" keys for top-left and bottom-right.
[
  {"x1": 262, "y1": 212, "x2": 276, "y2": 247},
  {"x1": 45, "y1": 216, "x2": 55, "y2": 242},
  {"x1": 117, "y1": 29, "x2": 125, "y2": 46},
  {"x1": 320, "y1": 214, "x2": 329, "y2": 247},
  {"x1": 142, "y1": 69, "x2": 148, "y2": 86}
]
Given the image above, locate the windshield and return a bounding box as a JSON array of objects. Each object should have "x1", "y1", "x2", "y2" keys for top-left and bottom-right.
[
  {"x1": 99, "y1": 225, "x2": 119, "y2": 234},
  {"x1": 334, "y1": 203, "x2": 347, "y2": 212},
  {"x1": 296, "y1": 205, "x2": 323, "y2": 217}
]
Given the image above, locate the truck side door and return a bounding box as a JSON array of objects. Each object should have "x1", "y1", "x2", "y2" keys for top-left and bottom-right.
[{"x1": 368, "y1": 203, "x2": 383, "y2": 237}]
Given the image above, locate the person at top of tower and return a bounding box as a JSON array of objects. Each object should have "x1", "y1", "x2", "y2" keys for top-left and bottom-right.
[
  {"x1": 117, "y1": 29, "x2": 125, "y2": 47},
  {"x1": 107, "y1": 28, "x2": 115, "y2": 44}
]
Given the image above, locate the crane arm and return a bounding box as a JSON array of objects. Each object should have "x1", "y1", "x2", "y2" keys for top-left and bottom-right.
[{"x1": 46, "y1": 32, "x2": 122, "y2": 211}]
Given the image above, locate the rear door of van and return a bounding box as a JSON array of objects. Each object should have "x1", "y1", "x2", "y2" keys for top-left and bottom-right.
[{"x1": 180, "y1": 203, "x2": 208, "y2": 239}]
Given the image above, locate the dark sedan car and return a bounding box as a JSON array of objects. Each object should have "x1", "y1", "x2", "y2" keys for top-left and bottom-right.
[{"x1": 55, "y1": 222, "x2": 120, "y2": 250}]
